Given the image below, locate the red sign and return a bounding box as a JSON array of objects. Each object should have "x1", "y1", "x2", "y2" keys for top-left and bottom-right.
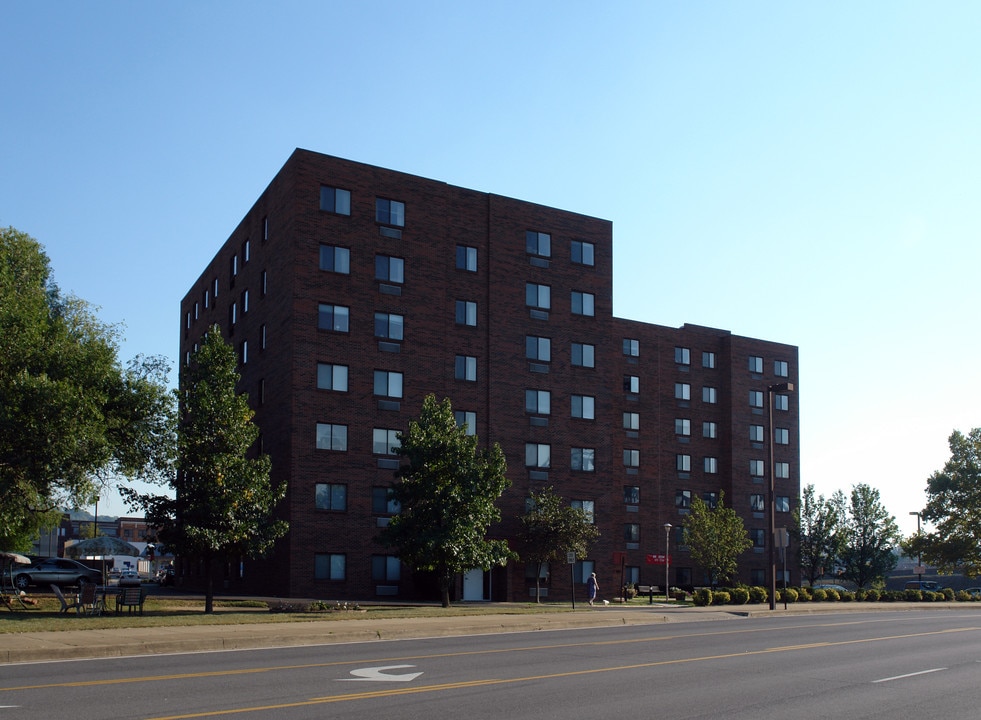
[{"x1": 645, "y1": 554, "x2": 669, "y2": 565}]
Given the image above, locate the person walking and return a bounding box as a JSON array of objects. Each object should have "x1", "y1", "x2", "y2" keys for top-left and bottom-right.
[{"x1": 587, "y1": 572, "x2": 599, "y2": 606}]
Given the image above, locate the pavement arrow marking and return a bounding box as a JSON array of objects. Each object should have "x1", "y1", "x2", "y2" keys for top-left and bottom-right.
[{"x1": 339, "y1": 665, "x2": 423, "y2": 682}]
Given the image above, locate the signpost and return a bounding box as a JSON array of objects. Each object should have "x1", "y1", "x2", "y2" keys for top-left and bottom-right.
[{"x1": 567, "y1": 552, "x2": 576, "y2": 609}]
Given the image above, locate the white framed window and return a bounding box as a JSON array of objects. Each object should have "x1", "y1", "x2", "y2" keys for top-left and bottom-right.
[
  {"x1": 314, "y1": 553, "x2": 345, "y2": 580},
  {"x1": 372, "y1": 428, "x2": 401, "y2": 455},
  {"x1": 526, "y1": 283, "x2": 551, "y2": 310},
  {"x1": 750, "y1": 425, "x2": 764, "y2": 442},
  {"x1": 525, "y1": 443, "x2": 551, "y2": 468},
  {"x1": 375, "y1": 198, "x2": 405, "y2": 226},
  {"x1": 675, "y1": 418, "x2": 691, "y2": 436},
  {"x1": 320, "y1": 185, "x2": 351, "y2": 215},
  {"x1": 572, "y1": 342, "x2": 595, "y2": 368},
  {"x1": 774, "y1": 394, "x2": 790, "y2": 411},
  {"x1": 675, "y1": 383, "x2": 690, "y2": 401},
  {"x1": 571, "y1": 395, "x2": 595, "y2": 420},
  {"x1": 704, "y1": 457, "x2": 718, "y2": 474},
  {"x1": 623, "y1": 412, "x2": 639, "y2": 430},
  {"x1": 455, "y1": 355, "x2": 477, "y2": 381},
  {"x1": 571, "y1": 240, "x2": 594, "y2": 266},
  {"x1": 703, "y1": 421, "x2": 717, "y2": 439},
  {"x1": 526, "y1": 230, "x2": 551, "y2": 257},
  {"x1": 675, "y1": 347, "x2": 690, "y2": 365},
  {"x1": 374, "y1": 312, "x2": 404, "y2": 341},
  {"x1": 676, "y1": 454, "x2": 691, "y2": 472},
  {"x1": 775, "y1": 427, "x2": 790, "y2": 444},
  {"x1": 318, "y1": 304, "x2": 349, "y2": 332},
  {"x1": 675, "y1": 489, "x2": 691, "y2": 509},
  {"x1": 774, "y1": 360, "x2": 789, "y2": 377},
  {"x1": 525, "y1": 336, "x2": 551, "y2": 362},
  {"x1": 775, "y1": 462, "x2": 790, "y2": 479},
  {"x1": 750, "y1": 459, "x2": 764, "y2": 477},
  {"x1": 571, "y1": 448, "x2": 595, "y2": 472},
  {"x1": 623, "y1": 449, "x2": 640, "y2": 467},
  {"x1": 317, "y1": 363, "x2": 348, "y2": 392},
  {"x1": 375, "y1": 255, "x2": 405, "y2": 284},
  {"x1": 624, "y1": 375, "x2": 639, "y2": 394},
  {"x1": 454, "y1": 411, "x2": 477, "y2": 435},
  {"x1": 623, "y1": 338, "x2": 639, "y2": 357},
  {"x1": 750, "y1": 494, "x2": 765, "y2": 512},
  {"x1": 702, "y1": 387, "x2": 718, "y2": 404},
  {"x1": 624, "y1": 524, "x2": 641, "y2": 543},
  {"x1": 776, "y1": 496, "x2": 790, "y2": 512},
  {"x1": 373, "y1": 370, "x2": 403, "y2": 399},
  {"x1": 455, "y1": 300, "x2": 477, "y2": 326},
  {"x1": 571, "y1": 291, "x2": 595, "y2": 316},
  {"x1": 525, "y1": 389, "x2": 551, "y2": 415},
  {"x1": 456, "y1": 245, "x2": 477, "y2": 272},
  {"x1": 749, "y1": 356, "x2": 764, "y2": 374},
  {"x1": 315, "y1": 483, "x2": 347, "y2": 511},
  {"x1": 749, "y1": 390, "x2": 764, "y2": 408},
  {"x1": 702, "y1": 351, "x2": 715, "y2": 368},
  {"x1": 316, "y1": 423, "x2": 348, "y2": 451}
]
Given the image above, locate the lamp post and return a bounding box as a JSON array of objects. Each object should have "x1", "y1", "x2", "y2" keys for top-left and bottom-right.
[
  {"x1": 909, "y1": 511, "x2": 922, "y2": 585},
  {"x1": 767, "y1": 382, "x2": 794, "y2": 610},
  {"x1": 664, "y1": 523, "x2": 672, "y2": 602}
]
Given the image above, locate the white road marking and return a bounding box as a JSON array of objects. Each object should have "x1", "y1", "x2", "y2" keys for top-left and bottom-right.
[
  {"x1": 872, "y1": 668, "x2": 947, "y2": 683},
  {"x1": 339, "y1": 664, "x2": 423, "y2": 682}
]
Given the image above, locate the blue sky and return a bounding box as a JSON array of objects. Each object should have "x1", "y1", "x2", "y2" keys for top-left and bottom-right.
[{"x1": 3, "y1": 2, "x2": 979, "y2": 535}]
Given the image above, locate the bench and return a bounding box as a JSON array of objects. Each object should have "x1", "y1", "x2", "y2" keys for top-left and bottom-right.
[{"x1": 115, "y1": 586, "x2": 146, "y2": 615}]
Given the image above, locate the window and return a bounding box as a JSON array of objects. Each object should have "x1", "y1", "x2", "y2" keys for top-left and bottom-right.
[
  {"x1": 676, "y1": 454, "x2": 691, "y2": 472},
  {"x1": 623, "y1": 449, "x2": 639, "y2": 467},
  {"x1": 454, "y1": 410, "x2": 476, "y2": 435},
  {"x1": 315, "y1": 483, "x2": 347, "y2": 511},
  {"x1": 624, "y1": 524, "x2": 641, "y2": 543},
  {"x1": 455, "y1": 300, "x2": 477, "y2": 326},
  {"x1": 675, "y1": 489, "x2": 691, "y2": 509},
  {"x1": 372, "y1": 555, "x2": 401, "y2": 582},
  {"x1": 373, "y1": 370, "x2": 403, "y2": 398},
  {"x1": 373, "y1": 428, "x2": 400, "y2": 455},
  {"x1": 374, "y1": 312, "x2": 404, "y2": 341},
  {"x1": 702, "y1": 387, "x2": 718, "y2": 404},
  {"x1": 204, "y1": 289, "x2": 210, "y2": 309},
  {"x1": 750, "y1": 494, "x2": 765, "y2": 512},
  {"x1": 704, "y1": 457, "x2": 718, "y2": 474},
  {"x1": 525, "y1": 336, "x2": 551, "y2": 362},
  {"x1": 229, "y1": 302, "x2": 237, "y2": 327},
  {"x1": 526, "y1": 283, "x2": 551, "y2": 310},
  {"x1": 212, "y1": 277, "x2": 219, "y2": 298},
  {"x1": 526, "y1": 230, "x2": 551, "y2": 257},
  {"x1": 623, "y1": 338, "x2": 639, "y2": 357},
  {"x1": 317, "y1": 363, "x2": 348, "y2": 392},
  {"x1": 571, "y1": 240, "x2": 595, "y2": 266},
  {"x1": 230, "y1": 254, "x2": 238, "y2": 282},
  {"x1": 525, "y1": 389, "x2": 550, "y2": 415},
  {"x1": 624, "y1": 486, "x2": 640, "y2": 504},
  {"x1": 262, "y1": 216, "x2": 268, "y2": 241},
  {"x1": 675, "y1": 383, "x2": 690, "y2": 401},
  {"x1": 749, "y1": 356, "x2": 764, "y2": 374},
  {"x1": 571, "y1": 499, "x2": 595, "y2": 523},
  {"x1": 675, "y1": 347, "x2": 691, "y2": 365},
  {"x1": 623, "y1": 412, "x2": 639, "y2": 430},
  {"x1": 261, "y1": 270, "x2": 267, "y2": 296},
  {"x1": 703, "y1": 421, "x2": 717, "y2": 438},
  {"x1": 375, "y1": 198, "x2": 405, "y2": 226},
  {"x1": 703, "y1": 492, "x2": 718, "y2": 509},
  {"x1": 702, "y1": 351, "x2": 716, "y2": 369},
  {"x1": 572, "y1": 342, "x2": 595, "y2": 368},
  {"x1": 525, "y1": 443, "x2": 551, "y2": 468},
  {"x1": 750, "y1": 459, "x2": 764, "y2": 477},
  {"x1": 318, "y1": 304, "x2": 349, "y2": 332},
  {"x1": 571, "y1": 291, "x2": 595, "y2": 316},
  {"x1": 776, "y1": 496, "x2": 790, "y2": 512},
  {"x1": 775, "y1": 427, "x2": 789, "y2": 444},
  {"x1": 675, "y1": 418, "x2": 691, "y2": 436},
  {"x1": 749, "y1": 390, "x2": 764, "y2": 408},
  {"x1": 456, "y1": 245, "x2": 477, "y2": 272},
  {"x1": 372, "y1": 487, "x2": 400, "y2": 515},
  {"x1": 241, "y1": 289, "x2": 249, "y2": 313},
  {"x1": 316, "y1": 423, "x2": 348, "y2": 451},
  {"x1": 774, "y1": 360, "x2": 789, "y2": 377},
  {"x1": 375, "y1": 255, "x2": 404, "y2": 284},
  {"x1": 320, "y1": 185, "x2": 351, "y2": 215},
  {"x1": 455, "y1": 355, "x2": 477, "y2": 381},
  {"x1": 242, "y1": 239, "x2": 250, "y2": 264},
  {"x1": 239, "y1": 340, "x2": 248, "y2": 365},
  {"x1": 571, "y1": 395, "x2": 595, "y2": 420},
  {"x1": 624, "y1": 375, "x2": 639, "y2": 393},
  {"x1": 774, "y1": 394, "x2": 789, "y2": 411},
  {"x1": 571, "y1": 447, "x2": 595, "y2": 472},
  {"x1": 750, "y1": 529, "x2": 766, "y2": 548},
  {"x1": 314, "y1": 553, "x2": 345, "y2": 581},
  {"x1": 775, "y1": 462, "x2": 790, "y2": 479},
  {"x1": 750, "y1": 425, "x2": 764, "y2": 443}
]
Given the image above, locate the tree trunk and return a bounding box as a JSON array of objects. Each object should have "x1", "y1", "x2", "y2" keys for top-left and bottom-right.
[{"x1": 439, "y1": 566, "x2": 452, "y2": 608}]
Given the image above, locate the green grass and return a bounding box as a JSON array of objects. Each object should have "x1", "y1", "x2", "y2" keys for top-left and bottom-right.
[{"x1": 0, "y1": 594, "x2": 576, "y2": 634}]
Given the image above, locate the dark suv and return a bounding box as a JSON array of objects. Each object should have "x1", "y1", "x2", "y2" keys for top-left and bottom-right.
[
  {"x1": 13, "y1": 558, "x2": 102, "y2": 590},
  {"x1": 905, "y1": 580, "x2": 943, "y2": 593}
]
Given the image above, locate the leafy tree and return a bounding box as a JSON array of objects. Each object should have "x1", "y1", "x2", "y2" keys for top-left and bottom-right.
[
  {"x1": 125, "y1": 328, "x2": 286, "y2": 612},
  {"x1": 914, "y1": 428, "x2": 981, "y2": 576},
  {"x1": 683, "y1": 492, "x2": 752, "y2": 587},
  {"x1": 793, "y1": 485, "x2": 846, "y2": 585},
  {"x1": 379, "y1": 395, "x2": 515, "y2": 607},
  {"x1": 839, "y1": 484, "x2": 899, "y2": 589},
  {"x1": 518, "y1": 486, "x2": 600, "y2": 603},
  {"x1": 0, "y1": 227, "x2": 176, "y2": 551}
]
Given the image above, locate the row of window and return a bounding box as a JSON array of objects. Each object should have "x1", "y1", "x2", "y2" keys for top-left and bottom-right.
[
  {"x1": 674, "y1": 420, "x2": 790, "y2": 444},
  {"x1": 673, "y1": 383, "x2": 791, "y2": 410},
  {"x1": 314, "y1": 552, "x2": 401, "y2": 582},
  {"x1": 671, "y1": 347, "x2": 791, "y2": 378}
]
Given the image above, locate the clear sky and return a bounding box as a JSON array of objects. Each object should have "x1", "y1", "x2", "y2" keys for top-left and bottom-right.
[{"x1": 2, "y1": 2, "x2": 979, "y2": 535}]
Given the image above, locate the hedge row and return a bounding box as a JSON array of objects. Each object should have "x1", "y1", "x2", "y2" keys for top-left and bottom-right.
[{"x1": 691, "y1": 586, "x2": 979, "y2": 606}]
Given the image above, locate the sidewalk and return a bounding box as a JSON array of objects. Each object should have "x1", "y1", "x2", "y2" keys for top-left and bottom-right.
[{"x1": 1, "y1": 601, "x2": 971, "y2": 664}]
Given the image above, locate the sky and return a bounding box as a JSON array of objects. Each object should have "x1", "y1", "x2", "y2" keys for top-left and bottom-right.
[{"x1": 2, "y1": 1, "x2": 979, "y2": 535}]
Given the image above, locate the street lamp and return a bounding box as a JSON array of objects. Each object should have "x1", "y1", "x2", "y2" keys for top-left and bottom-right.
[
  {"x1": 910, "y1": 511, "x2": 923, "y2": 585},
  {"x1": 768, "y1": 382, "x2": 794, "y2": 610},
  {"x1": 664, "y1": 523, "x2": 672, "y2": 602}
]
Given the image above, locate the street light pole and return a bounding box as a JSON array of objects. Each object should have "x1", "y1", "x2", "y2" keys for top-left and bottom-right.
[
  {"x1": 767, "y1": 382, "x2": 794, "y2": 610},
  {"x1": 664, "y1": 523, "x2": 672, "y2": 602},
  {"x1": 909, "y1": 511, "x2": 922, "y2": 585}
]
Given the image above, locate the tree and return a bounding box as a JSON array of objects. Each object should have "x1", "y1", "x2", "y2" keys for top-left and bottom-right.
[
  {"x1": 518, "y1": 486, "x2": 600, "y2": 603},
  {"x1": 839, "y1": 484, "x2": 899, "y2": 589},
  {"x1": 793, "y1": 485, "x2": 846, "y2": 585},
  {"x1": 915, "y1": 428, "x2": 981, "y2": 576},
  {"x1": 683, "y1": 492, "x2": 752, "y2": 587},
  {"x1": 379, "y1": 395, "x2": 515, "y2": 607},
  {"x1": 0, "y1": 227, "x2": 176, "y2": 551},
  {"x1": 126, "y1": 328, "x2": 286, "y2": 612}
]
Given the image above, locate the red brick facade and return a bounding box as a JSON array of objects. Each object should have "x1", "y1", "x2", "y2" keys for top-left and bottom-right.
[{"x1": 179, "y1": 149, "x2": 799, "y2": 601}]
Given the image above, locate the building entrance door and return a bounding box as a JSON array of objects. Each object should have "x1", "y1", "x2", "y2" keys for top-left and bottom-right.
[{"x1": 462, "y1": 568, "x2": 489, "y2": 601}]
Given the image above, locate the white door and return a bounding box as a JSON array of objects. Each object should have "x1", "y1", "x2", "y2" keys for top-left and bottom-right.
[{"x1": 462, "y1": 568, "x2": 487, "y2": 601}]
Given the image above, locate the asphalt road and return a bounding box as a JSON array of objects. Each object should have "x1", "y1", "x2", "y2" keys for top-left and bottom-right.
[{"x1": 3, "y1": 610, "x2": 980, "y2": 719}]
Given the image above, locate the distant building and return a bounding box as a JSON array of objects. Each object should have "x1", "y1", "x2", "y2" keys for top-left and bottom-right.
[{"x1": 179, "y1": 149, "x2": 800, "y2": 601}]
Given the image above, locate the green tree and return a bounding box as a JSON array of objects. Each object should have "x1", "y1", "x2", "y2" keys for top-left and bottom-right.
[
  {"x1": 379, "y1": 395, "x2": 515, "y2": 607},
  {"x1": 126, "y1": 328, "x2": 286, "y2": 613},
  {"x1": 793, "y1": 485, "x2": 846, "y2": 585},
  {"x1": 914, "y1": 428, "x2": 981, "y2": 576},
  {"x1": 0, "y1": 227, "x2": 176, "y2": 551},
  {"x1": 839, "y1": 484, "x2": 899, "y2": 589},
  {"x1": 683, "y1": 492, "x2": 752, "y2": 587},
  {"x1": 518, "y1": 486, "x2": 600, "y2": 603}
]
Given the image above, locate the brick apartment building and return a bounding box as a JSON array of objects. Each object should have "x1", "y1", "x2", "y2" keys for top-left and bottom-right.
[{"x1": 179, "y1": 149, "x2": 799, "y2": 601}]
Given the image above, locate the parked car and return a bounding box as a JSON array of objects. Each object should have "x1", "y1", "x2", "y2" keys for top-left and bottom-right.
[
  {"x1": 118, "y1": 570, "x2": 141, "y2": 586},
  {"x1": 905, "y1": 580, "x2": 944, "y2": 593},
  {"x1": 964, "y1": 587, "x2": 981, "y2": 597},
  {"x1": 12, "y1": 558, "x2": 102, "y2": 591},
  {"x1": 812, "y1": 584, "x2": 849, "y2": 593}
]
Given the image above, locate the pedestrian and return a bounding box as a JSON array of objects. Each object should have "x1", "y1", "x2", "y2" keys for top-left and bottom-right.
[{"x1": 587, "y1": 572, "x2": 599, "y2": 606}]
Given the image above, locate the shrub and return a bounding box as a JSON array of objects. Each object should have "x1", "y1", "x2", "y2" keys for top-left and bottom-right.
[
  {"x1": 822, "y1": 588, "x2": 840, "y2": 601},
  {"x1": 863, "y1": 588, "x2": 880, "y2": 602},
  {"x1": 748, "y1": 586, "x2": 768, "y2": 604},
  {"x1": 839, "y1": 591, "x2": 854, "y2": 602},
  {"x1": 942, "y1": 587, "x2": 955, "y2": 601},
  {"x1": 797, "y1": 586, "x2": 812, "y2": 602},
  {"x1": 693, "y1": 588, "x2": 713, "y2": 606},
  {"x1": 712, "y1": 591, "x2": 731, "y2": 605},
  {"x1": 904, "y1": 589, "x2": 923, "y2": 602},
  {"x1": 780, "y1": 587, "x2": 799, "y2": 603},
  {"x1": 811, "y1": 588, "x2": 827, "y2": 601},
  {"x1": 623, "y1": 584, "x2": 638, "y2": 600},
  {"x1": 730, "y1": 587, "x2": 750, "y2": 605},
  {"x1": 956, "y1": 590, "x2": 972, "y2": 602}
]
